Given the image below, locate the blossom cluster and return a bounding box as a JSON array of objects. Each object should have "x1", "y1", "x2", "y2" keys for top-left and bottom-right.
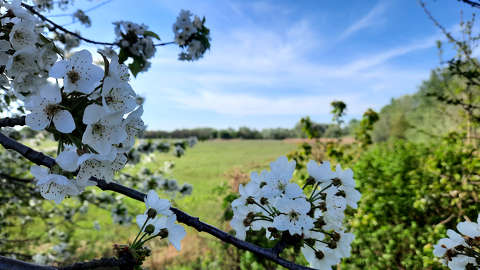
[
  {"x1": 230, "y1": 156, "x2": 361, "y2": 269},
  {"x1": 135, "y1": 190, "x2": 186, "y2": 250},
  {"x1": 434, "y1": 215, "x2": 480, "y2": 269},
  {"x1": 0, "y1": 2, "x2": 146, "y2": 204},
  {"x1": 113, "y1": 20, "x2": 156, "y2": 73},
  {"x1": 28, "y1": 48, "x2": 145, "y2": 204},
  {"x1": 173, "y1": 10, "x2": 210, "y2": 61}
]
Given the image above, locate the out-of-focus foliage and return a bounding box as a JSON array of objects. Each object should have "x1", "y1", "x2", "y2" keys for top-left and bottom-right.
[{"x1": 372, "y1": 69, "x2": 475, "y2": 143}]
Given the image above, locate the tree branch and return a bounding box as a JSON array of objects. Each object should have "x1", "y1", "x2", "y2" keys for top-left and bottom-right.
[
  {"x1": 21, "y1": 3, "x2": 116, "y2": 46},
  {"x1": 0, "y1": 116, "x2": 26, "y2": 128},
  {"x1": 59, "y1": 256, "x2": 134, "y2": 270},
  {"x1": 21, "y1": 3, "x2": 176, "y2": 47},
  {"x1": 0, "y1": 117, "x2": 314, "y2": 270},
  {"x1": 458, "y1": 0, "x2": 480, "y2": 8},
  {"x1": 0, "y1": 255, "x2": 134, "y2": 270},
  {"x1": 0, "y1": 256, "x2": 56, "y2": 270}
]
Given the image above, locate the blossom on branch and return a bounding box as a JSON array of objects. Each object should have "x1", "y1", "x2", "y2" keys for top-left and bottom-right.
[
  {"x1": 49, "y1": 49, "x2": 103, "y2": 94},
  {"x1": 30, "y1": 165, "x2": 79, "y2": 204},
  {"x1": 231, "y1": 157, "x2": 361, "y2": 269},
  {"x1": 434, "y1": 215, "x2": 480, "y2": 270}
]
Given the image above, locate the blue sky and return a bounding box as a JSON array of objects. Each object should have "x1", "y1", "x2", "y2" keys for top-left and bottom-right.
[{"x1": 47, "y1": 0, "x2": 470, "y2": 130}]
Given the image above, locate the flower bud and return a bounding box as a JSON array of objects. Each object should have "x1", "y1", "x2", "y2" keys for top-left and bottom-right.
[
  {"x1": 158, "y1": 228, "x2": 169, "y2": 238},
  {"x1": 147, "y1": 208, "x2": 157, "y2": 218},
  {"x1": 243, "y1": 215, "x2": 254, "y2": 227},
  {"x1": 304, "y1": 238, "x2": 316, "y2": 247},
  {"x1": 335, "y1": 190, "x2": 346, "y2": 197},
  {"x1": 315, "y1": 250, "x2": 325, "y2": 259},
  {"x1": 144, "y1": 224, "x2": 155, "y2": 234},
  {"x1": 318, "y1": 202, "x2": 327, "y2": 211},
  {"x1": 314, "y1": 217, "x2": 326, "y2": 228},
  {"x1": 332, "y1": 177, "x2": 342, "y2": 186},
  {"x1": 260, "y1": 197, "x2": 269, "y2": 205},
  {"x1": 331, "y1": 232, "x2": 341, "y2": 241},
  {"x1": 328, "y1": 241, "x2": 337, "y2": 249},
  {"x1": 305, "y1": 176, "x2": 316, "y2": 186}
]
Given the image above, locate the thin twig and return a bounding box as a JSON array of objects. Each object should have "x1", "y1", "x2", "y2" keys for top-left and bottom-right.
[
  {"x1": 0, "y1": 116, "x2": 314, "y2": 270},
  {"x1": 22, "y1": 3, "x2": 115, "y2": 46},
  {"x1": 458, "y1": 0, "x2": 480, "y2": 8},
  {"x1": 46, "y1": 0, "x2": 114, "y2": 18},
  {"x1": 22, "y1": 3, "x2": 176, "y2": 47}
]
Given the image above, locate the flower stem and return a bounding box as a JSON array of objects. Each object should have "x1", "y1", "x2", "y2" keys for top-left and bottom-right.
[{"x1": 132, "y1": 217, "x2": 150, "y2": 247}]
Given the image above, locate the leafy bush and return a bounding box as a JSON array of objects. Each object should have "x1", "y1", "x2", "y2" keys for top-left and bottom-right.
[{"x1": 342, "y1": 134, "x2": 480, "y2": 269}]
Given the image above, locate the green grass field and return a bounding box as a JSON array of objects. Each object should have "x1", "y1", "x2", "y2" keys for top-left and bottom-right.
[{"x1": 52, "y1": 139, "x2": 298, "y2": 267}]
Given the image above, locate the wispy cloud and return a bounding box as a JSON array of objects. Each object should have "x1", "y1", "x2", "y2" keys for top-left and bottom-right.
[
  {"x1": 338, "y1": 2, "x2": 387, "y2": 41},
  {"x1": 140, "y1": 16, "x2": 441, "y2": 125},
  {"x1": 167, "y1": 89, "x2": 365, "y2": 116}
]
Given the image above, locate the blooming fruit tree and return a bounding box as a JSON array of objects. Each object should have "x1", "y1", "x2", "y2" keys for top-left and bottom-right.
[{"x1": 0, "y1": 1, "x2": 364, "y2": 270}]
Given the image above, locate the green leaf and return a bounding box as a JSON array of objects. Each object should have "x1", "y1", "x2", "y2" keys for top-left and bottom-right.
[
  {"x1": 143, "y1": 30, "x2": 161, "y2": 40},
  {"x1": 118, "y1": 48, "x2": 128, "y2": 64},
  {"x1": 128, "y1": 59, "x2": 144, "y2": 77}
]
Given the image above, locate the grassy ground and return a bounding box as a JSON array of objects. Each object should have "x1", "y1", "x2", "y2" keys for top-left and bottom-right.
[{"x1": 56, "y1": 139, "x2": 297, "y2": 267}]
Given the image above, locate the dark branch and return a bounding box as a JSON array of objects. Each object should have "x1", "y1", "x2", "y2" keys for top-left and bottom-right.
[
  {"x1": 0, "y1": 255, "x2": 134, "y2": 270},
  {"x1": 458, "y1": 0, "x2": 480, "y2": 8},
  {"x1": 0, "y1": 117, "x2": 314, "y2": 270},
  {"x1": 0, "y1": 256, "x2": 56, "y2": 270},
  {"x1": 0, "y1": 116, "x2": 26, "y2": 128},
  {"x1": 272, "y1": 233, "x2": 289, "y2": 256},
  {"x1": 59, "y1": 256, "x2": 133, "y2": 270},
  {"x1": 0, "y1": 132, "x2": 55, "y2": 168},
  {"x1": 47, "y1": 0, "x2": 114, "y2": 18},
  {"x1": 22, "y1": 3, "x2": 175, "y2": 48},
  {"x1": 21, "y1": 3, "x2": 116, "y2": 46},
  {"x1": 154, "y1": 41, "x2": 176, "y2": 47}
]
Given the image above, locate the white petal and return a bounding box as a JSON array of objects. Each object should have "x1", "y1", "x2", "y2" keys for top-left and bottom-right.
[
  {"x1": 39, "y1": 83, "x2": 61, "y2": 103},
  {"x1": 49, "y1": 60, "x2": 68, "y2": 78},
  {"x1": 70, "y1": 49, "x2": 93, "y2": 65},
  {"x1": 56, "y1": 149, "x2": 79, "y2": 172},
  {"x1": 136, "y1": 214, "x2": 148, "y2": 229},
  {"x1": 168, "y1": 223, "x2": 186, "y2": 251},
  {"x1": 0, "y1": 40, "x2": 11, "y2": 51},
  {"x1": 53, "y1": 110, "x2": 75, "y2": 133},
  {"x1": 26, "y1": 111, "x2": 50, "y2": 130},
  {"x1": 30, "y1": 165, "x2": 49, "y2": 179},
  {"x1": 83, "y1": 104, "x2": 104, "y2": 124}
]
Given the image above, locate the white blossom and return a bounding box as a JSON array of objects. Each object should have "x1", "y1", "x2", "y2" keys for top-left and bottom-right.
[
  {"x1": 457, "y1": 214, "x2": 480, "y2": 239},
  {"x1": 158, "y1": 214, "x2": 186, "y2": 251},
  {"x1": 9, "y1": 20, "x2": 37, "y2": 50},
  {"x1": 56, "y1": 146, "x2": 80, "y2": 172},
  {"x1": 25, "y1": 83, "x2": 75, "y2": 133},
  {"x1": 82, "y1": 104, "x2": 126, "y2": 155},
  {"x1": 144, "y1": 189, "x2": 173, "y2": 217},
  {"x1": 30, "y1": 165, "x2": 79, "y2": 204},
  {"x1": 49, "y1": 50, "x2": 103, "y2": 94},
  {"x1": 272, "y1": 197, "x2": 314, "y2": 235},
  {"x1": 307, "y1": 160, "x2": 336, "y2": 186}
]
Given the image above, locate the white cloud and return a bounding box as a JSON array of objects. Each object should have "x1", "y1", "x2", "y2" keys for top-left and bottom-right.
[
  {"x1": 338, "y1": 2, "x2": 387, "y2": 41},
  {"x1": 168, "y1": 89, "x2": 365, "y2": 116}
]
